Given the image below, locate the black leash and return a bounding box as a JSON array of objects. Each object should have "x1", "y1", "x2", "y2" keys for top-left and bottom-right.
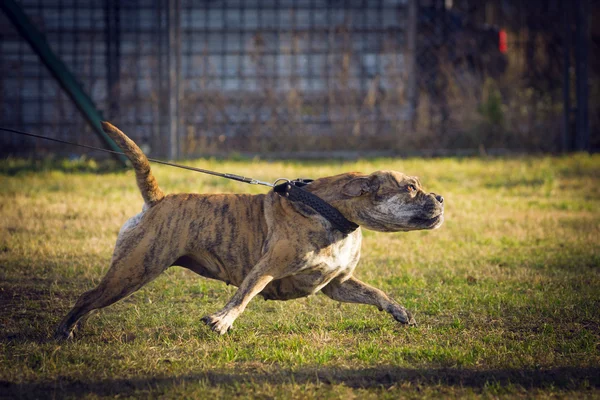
[
  {"x1": 1, "y1": 126, "x2": 359, "y2": 234},
  {"x1": 0, "y1": 127, "x2": 273, "y2": 186}
]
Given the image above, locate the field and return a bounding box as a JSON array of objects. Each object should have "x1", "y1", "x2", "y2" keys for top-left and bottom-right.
[{"x1": 0, "y1": 155, "x2": 599, "y2": 399}]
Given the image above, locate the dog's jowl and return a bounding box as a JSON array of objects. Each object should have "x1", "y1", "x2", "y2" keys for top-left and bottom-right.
[{"x1": 54, "y1": 122, "x2": 444, "y2": 339}]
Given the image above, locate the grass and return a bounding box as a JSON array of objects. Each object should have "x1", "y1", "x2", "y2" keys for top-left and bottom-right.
[{"x1": 0, "y1": 154, "x2": 599, "y2": 399}]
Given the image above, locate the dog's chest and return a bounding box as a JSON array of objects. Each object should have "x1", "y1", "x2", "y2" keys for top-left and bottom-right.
[
  {"x1": 261, "y1": 232, "x2": 361, "y2": 301},
  {"x1": 312, "y1": 232, "x2": 361, "y2": 273},
  {"x1": 296, "y1": 231, "x2": 362, "y2": 285}
]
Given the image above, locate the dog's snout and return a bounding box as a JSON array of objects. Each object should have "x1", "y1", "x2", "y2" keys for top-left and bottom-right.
[{"x1": 435, "y1": 194, "x2": 444, "y2": 204}]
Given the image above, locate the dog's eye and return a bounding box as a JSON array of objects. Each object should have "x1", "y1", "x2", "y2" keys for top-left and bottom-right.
[{"x1": 407, "y1": 184, "x2": 417, "y2": 192}]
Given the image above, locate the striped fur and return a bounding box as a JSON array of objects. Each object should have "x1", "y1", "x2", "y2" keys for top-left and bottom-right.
[{"x1": 54, "y1": 124, "x2": 444, "y2": 339}]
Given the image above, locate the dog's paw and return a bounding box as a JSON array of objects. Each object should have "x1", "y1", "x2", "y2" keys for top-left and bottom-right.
[
  {"x1": 389, "y1": 305, "x2": 417, "y2": 326},
  {"x1": 201, "y1": 313, "x2": 234, "y2": 335}
]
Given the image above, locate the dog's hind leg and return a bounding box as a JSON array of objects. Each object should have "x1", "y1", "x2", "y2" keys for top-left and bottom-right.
[
  {"x1": 53, "y1": 240, "x2": 176, "y2": 341},
  {"x1": 321, "y1": 276, "x2": 416, "y2": 325}
]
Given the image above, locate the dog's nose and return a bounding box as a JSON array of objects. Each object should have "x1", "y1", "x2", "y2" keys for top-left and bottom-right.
[{"x1": 435, "y1": 194, "x2": 444, "y2": 204}]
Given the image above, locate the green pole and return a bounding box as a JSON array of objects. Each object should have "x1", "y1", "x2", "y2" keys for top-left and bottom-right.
[{"x1": 1, "y1": 0, "x2": 128, "y2": 166}]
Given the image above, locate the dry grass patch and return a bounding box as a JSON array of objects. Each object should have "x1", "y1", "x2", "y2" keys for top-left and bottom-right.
[{"x1": 0, "y1": 154, "x2": 599, "y2": 398}]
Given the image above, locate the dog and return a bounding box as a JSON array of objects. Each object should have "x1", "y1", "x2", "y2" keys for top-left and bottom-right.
[{"x1": 54, "y1": 122, "x2": 444, "y2": 339}]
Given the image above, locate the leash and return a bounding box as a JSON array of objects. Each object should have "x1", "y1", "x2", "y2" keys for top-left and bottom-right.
[
  {"x1": 1, "y1": 126, "x2": 359, "y2": 234},
  {"x1": 0, "y1": 127, "x2": 274, "y2": 187}
]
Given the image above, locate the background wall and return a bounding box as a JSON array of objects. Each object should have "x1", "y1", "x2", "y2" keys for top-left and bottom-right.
[{"x1": 1, "y1": 0, "x2": 597, "y2": 158}]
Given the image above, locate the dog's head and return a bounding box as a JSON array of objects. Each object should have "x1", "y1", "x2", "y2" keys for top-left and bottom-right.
[{"x1": 311, "y1": 171, "x2": 444, "y2": 232}]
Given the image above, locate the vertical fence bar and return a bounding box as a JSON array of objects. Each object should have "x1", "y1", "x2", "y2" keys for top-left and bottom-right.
[
  {"x1": 325, "y1": 0, "x2": 331, "y2": 122},
  {"x1": 575, "y1": 0, "x2": 589, "y2": 152},
  {"x1": 406, "y1": 0, "x2": 418, "y2": 132},
  {"x1": 376, "y1": 0, "x2": 383, "y2": 136},
  {"x1": 156, "y1": 0, "x2": 166, "y2": 157},
  {"x1": 167, "y1": 0, "x2": 181, "y2": 159},
  {"x1": 562, "y1": 0, "x2": 571, "y2": 152},
  {"x1": 104, "y1": 0, "x2": 120, "y2": 120},
  {"x1": 36, "y1": 0, "x2": 43, "y2": 142}
]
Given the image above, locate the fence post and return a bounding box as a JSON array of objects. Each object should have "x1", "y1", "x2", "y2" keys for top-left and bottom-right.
[
  {"x1": 562, "y1": 0, "x2": 572, "y2": 152},
  {"x1": 406, "y1": 0, "x2": 418, "y2": 132},
  {"x1": 104, "y1": 0, "x2": 120, "y2": 120},
  {"x1": 575, "y1": 0, "x2": 589, "y2": 152},
  {"x1": 167, "y1": 0, "x2": 181, "y2": 160}
]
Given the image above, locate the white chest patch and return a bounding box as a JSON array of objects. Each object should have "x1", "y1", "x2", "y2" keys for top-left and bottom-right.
[
  {"x1": 303, "y1": 232, "x2": 362, "y2": 279},
  {"x1": 331, "y1": 234, "x2": 360, "y2": 270}
]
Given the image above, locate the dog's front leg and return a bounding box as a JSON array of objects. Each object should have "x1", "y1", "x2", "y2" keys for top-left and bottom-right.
[
  {"x1": 201, "y1": 246, "x2": 290, "y2": 334},
  {"x1": 322, "y1": 276, "x2": 416, "y2": 325}
]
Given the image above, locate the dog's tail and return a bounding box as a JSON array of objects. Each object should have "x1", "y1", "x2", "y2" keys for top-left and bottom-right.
[{"x1": 101, "y1": 121, "x2": 165, "y2": 206}]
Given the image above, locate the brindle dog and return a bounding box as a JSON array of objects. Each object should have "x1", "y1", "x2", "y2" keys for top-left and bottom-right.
[{"x1": 54, "y1": 122, "x2": 444, "y2": 339}]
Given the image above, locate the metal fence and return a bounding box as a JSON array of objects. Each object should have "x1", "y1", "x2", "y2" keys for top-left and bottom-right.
[{"x1": 1, "y1": 0, "x2": 597, "y2": 159}]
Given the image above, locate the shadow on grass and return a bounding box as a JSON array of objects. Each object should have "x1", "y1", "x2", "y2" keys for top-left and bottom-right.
[
  {"x1": 1, "y1": 366, "x2": 598, "y2": 397},
  {"x1": 0, "y1": 276, "x2": 88, "y2": 344}
]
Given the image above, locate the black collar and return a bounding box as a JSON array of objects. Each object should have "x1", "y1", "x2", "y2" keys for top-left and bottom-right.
[{"x1": 273, "y1": 179, "x2": 359, "y2": 235}]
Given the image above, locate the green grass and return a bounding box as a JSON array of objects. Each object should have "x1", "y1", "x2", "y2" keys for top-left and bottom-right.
[{"x1": 1, "y1": 154, "x2": 599, "y2": 399}]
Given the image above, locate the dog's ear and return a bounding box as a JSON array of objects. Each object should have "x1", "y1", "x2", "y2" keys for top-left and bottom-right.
[{"x1": 342, "y1": 175, "x2": 379, "y2": 197}]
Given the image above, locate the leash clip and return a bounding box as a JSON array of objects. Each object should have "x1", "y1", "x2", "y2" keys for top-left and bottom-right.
[
  {"x1": 272, "y1": 178, "x2": 291, "y2": 186},
  {"x1": 272, "y1": 178, "x2": 292, "y2": 196}
]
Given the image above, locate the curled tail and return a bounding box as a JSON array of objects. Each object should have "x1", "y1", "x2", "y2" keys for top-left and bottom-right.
[{"x1": 101, "y1": 121, "x2": 165, "y2": 206}]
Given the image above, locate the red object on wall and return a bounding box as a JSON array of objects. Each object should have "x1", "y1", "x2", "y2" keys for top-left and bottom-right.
[{"x1": 499, "y1": 29, "x2": 508, "y2": 53}]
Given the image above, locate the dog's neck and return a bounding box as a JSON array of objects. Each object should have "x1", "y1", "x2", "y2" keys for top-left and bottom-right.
[{"x1": 302, "y1": 175, "x2": 360, "y2": 226}]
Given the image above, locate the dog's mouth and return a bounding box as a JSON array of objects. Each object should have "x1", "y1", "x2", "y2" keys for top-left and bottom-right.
[
  {"x1": 368, "y1": 199, "x2": 445, "y2": 232},
  {"x1": 409, "y1": 212, "x2": 444, "y2": 229}
]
